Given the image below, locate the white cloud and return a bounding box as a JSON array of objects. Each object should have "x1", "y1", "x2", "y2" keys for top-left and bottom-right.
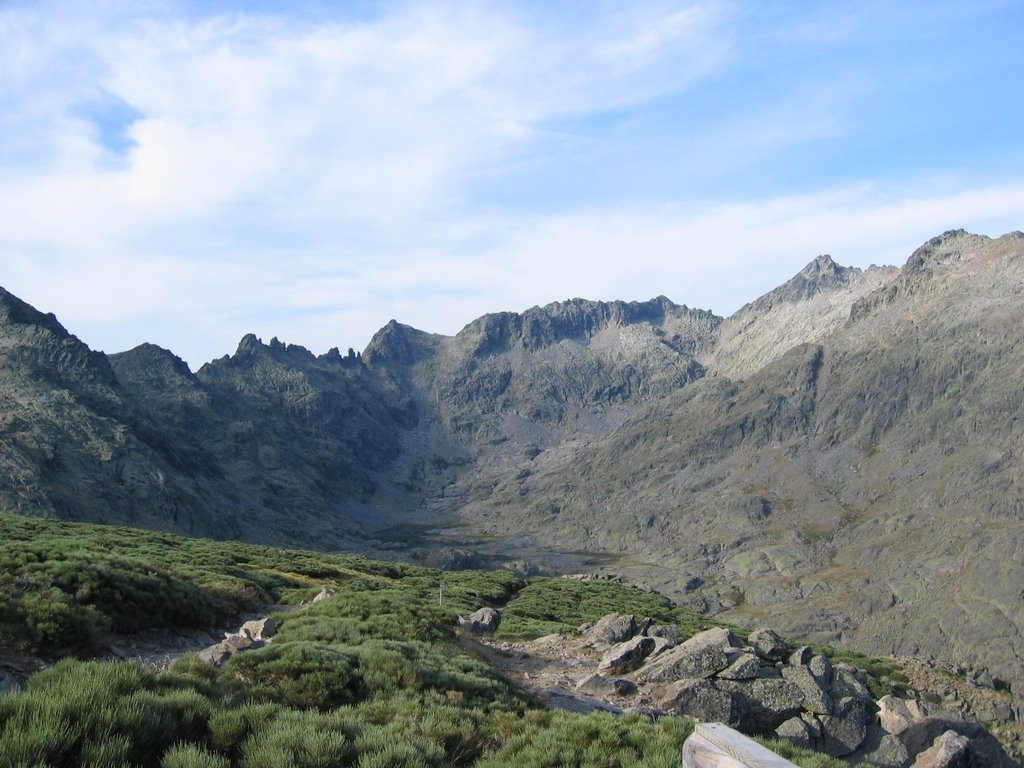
[{"x1": 0, "y1": 2, "x2": 1020, "y2": 368}]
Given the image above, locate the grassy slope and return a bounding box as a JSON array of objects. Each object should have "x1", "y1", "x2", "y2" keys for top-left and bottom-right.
[{"x1": 0, "y1": 514, "x2": 859, "y2": 768}]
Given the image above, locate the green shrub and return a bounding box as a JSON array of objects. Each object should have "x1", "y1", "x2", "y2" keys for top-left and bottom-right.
[
  {"x1": 476, "y1": 711, "x2": 694, "y2": 768},
  {"x1": 224, "y1": 642, "x2": 363, "y2": 709},
  {"x1": 207, "y1": 701, "x2": 282, "y2": 758},
  {"x1": 239, "y1": 709, "x2": 356, "y2": 768},
  {"x1": 160, "y1": 742, "x2": 231, "y2": 768}
]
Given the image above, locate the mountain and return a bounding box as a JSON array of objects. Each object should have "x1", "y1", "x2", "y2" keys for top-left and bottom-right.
[{"x1": 0, "y1": 230, "x2": 1022, "y2": 694}]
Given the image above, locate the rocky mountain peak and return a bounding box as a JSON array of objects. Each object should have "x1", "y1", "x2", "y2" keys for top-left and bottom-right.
[
  {"x1": 362, "y1": 319, "x2": 439, "y2": 367},
  {"x1": 746, "y1": 254, "x2": 859, "y2": 314},
  {"x1": 903, "y1": 229, "x2": 993, "y2": 274},
  {"x1": 0, "y1": 286, "x2": 70, "y2": 338}
]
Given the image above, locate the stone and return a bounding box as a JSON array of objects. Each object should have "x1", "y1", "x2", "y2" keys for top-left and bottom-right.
[
  {"x1": 240, "y1": 616, "x2": 278, "y2": 641},
  {"x1": 782, "y1": 665, "x2": 834, "y2": 715},
  {"x1": 599, "y1": 636, "x2": 656, "y2": 674},
  {"x1": 879, "y1": 695, "x2": 927, "y2": 736},
  {"x1": 587, "y1": 613, "x2": 637, "y2": 647},
  {"x1": 831, "y1": 664, "x2": 871, "y2": 700},
  {"x1": 638, "y1": 627, "x2": 740, "y2": 681},
  {"x1": 197, "y1": 642, "x2": 234, "y2": 666},
  {"x1": 661, "y1": 678, "x2": 736, "y2": 724},
  {"x1": 718, "y1": 651, "x2": 762, "y2": 681},
  {"x1": 820, "y1": 696, "x2": 869, "y2": 757},
  {"x1": 0, "y1": 669, "x2": 21, "y2": 694},
  {"x1": 749, "y1": 628, "x2": 789, "y2": 662},
  {"x1": 612, "y1": 678, "x2": 638, "y2": 696},
  {"x1": 788, "y1": 645, "x2": 813, "y2": 666},
  {"x1": 718, "y1": 678, "x2": 806, "y2": 733},
  {"x1": 912, "y1": 730, "x2": 970, "y2": 768},
  {"x1": 312, "y1": 587, "x2": 335, "y2": 603},
  {"x1": 808, "y1": 654, "x2": 833, "y2": 688},
  {"x1": 647, "y1": 635, "x2": 677, "y2": 659},
  {"x1": 224, "y1": 633, "x2": 257, "y2": 651},
  {"x1": 576, "y1": 673, "x2": 614, "y2": 695},
  {"x1": 458, "y1": 607, "x2": 501, "y2": 633},
  {"x1": 648, "y1": 625, "x2": 680, "y2": 644},
  {"x1": 775, "y1": 716, "x2": 816, "y2": 749},
  {"x1": 848, "y1": 724, "x2": 911, "y2": 768}
]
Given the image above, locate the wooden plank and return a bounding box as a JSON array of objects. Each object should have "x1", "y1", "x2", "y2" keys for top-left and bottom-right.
[
  {"x1": 692, "y1": 723, "x2": 799, "y2": 768},
  {"x1": 683, "y1": 732, "x2": 748, "y2": 768}
]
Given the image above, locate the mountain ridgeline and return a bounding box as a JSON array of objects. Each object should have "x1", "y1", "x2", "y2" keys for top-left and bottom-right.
[{"x1": 1, "y1": 229, "x2": 1022, "y2": 692}]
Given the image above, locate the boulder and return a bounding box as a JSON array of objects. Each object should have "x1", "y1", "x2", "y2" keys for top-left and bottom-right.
[
  {"x1": 912, "y1": 730, "x2": 970, "y2": 768},
  {"x1": 587, "y1": 613, "x2": 637, "y2": 647},
  {"x1": 718, "y1": 678, "x2": 806, "y2": 733},
  {"x1": 808, "y1": 654, "x2": 833, "y2": 688},
  {"x1": 782, "y1": 665, "x2": 834, "y2": 715},
  {"x1": 775, "y1": 716, "x2": 816, "y2": 749},
  {"x1": 830, "y1": 664, "x2": 871, "y2": 700},
  {"x1": 647, "y1": 635, "x2": 677, "y2": 659},
  {"x1": 239, "y1": 616, "x2": 277, "y2": 641},
  {"x1": 749, "y1": 628, "x2": 789, "y2": 662},
  {"x1": 879, "y1": 695, "x2": 927, "y2": 735},
  {"x1": 661, "y1": 678, "x2": 737, "y2": 724},
  {"x1": 458, "y1": 607, "x2": 501, "y2": 633},
  {"x1": 820, "y1": 696, "x2": 869, "y2": 757},
  {"x1": 788, "y1": 646, "x2": 813, "y2": 666},
  {"x1": 312, "y1": 587, "x2": 335, "y2": 603},
  {"x1": 197, "y1": 642, "x2": 234, "y2": 666},
  {"x1": 639, "y1": 627, "x2": 740, "y2": 681},
  {"x1": 648, "y1": 625, "x2": 680, "y2": 644},
  {"x1": 599, "y1": 636, "x2": 656, "y2": 674},
  {"x1": 718, "y1": 651, "x2": 762, "y2": 681},
  {"x1": 848, "y1": 724, "x2": 911, "y2": 768}
]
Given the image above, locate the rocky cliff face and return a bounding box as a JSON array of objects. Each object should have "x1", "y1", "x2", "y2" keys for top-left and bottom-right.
[{"x1": 1, "y1": 230, "x2": 1022, "y2": 697}]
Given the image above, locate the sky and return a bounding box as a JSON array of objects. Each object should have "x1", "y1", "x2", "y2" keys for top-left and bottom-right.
[{"x1": 1, "y1": 0, "x2": 1022, "y2": 369}]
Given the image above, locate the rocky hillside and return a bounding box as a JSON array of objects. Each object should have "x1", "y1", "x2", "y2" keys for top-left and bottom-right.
[{"x1": 1, "y1": 230, "x2": 1022, "y2": 703}]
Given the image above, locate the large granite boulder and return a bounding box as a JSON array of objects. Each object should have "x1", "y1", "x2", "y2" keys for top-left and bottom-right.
[
  {"x1": 587, "y1": 613, "x2": 637, "y2": 647},
  {"x1": 639, "y1": 627, "x2": 740, "y2": 681},
  {"x1": 661, "y1": 678, "x2": 737, "y2": 724}
]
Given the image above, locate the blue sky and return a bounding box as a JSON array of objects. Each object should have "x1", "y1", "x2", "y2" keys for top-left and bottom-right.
[{"x1": 1, "y1": 0, "x2": 1022, "y2": 368}]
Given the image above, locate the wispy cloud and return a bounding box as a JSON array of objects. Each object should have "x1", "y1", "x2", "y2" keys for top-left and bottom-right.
[{"x1": 0, "y1": 1, "x2": 1020, "y2": 368}]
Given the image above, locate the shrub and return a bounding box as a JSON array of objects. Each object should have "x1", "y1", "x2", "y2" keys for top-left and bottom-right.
[
  {"x1": 161, "y1": 742, "x2": 231, "y2": 768},
  {"x1": 239, "y1": 709, "x2": 356, "y2": 768},
  {"x1": 223, "y1": 642, "x2": 363, "y2": 709}
]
